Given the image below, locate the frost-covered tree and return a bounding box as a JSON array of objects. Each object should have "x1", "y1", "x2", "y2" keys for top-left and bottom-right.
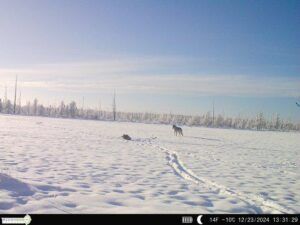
[
  {"x1": 224, "y1": 117, "x2": 232, "y2": 128},
  {"x1": 13, "y1": 75, "x2": 18, "y2": 114},
  {"x1": 25, "y1": 101, "x2": 31, "y2": 115},
  {"x1": 65, "y1": 105, "x2": 70, "y2": 117},
  {"x1": 256, "y1": 112, "x2": 266, "y2": 130},
  {"x1": 204, "y1": 112, "x2": 212, "y2": 127},
  {"x1": 241, "y1": 118, "x2": 248, "y2": 129},
  {"x1": 17, "y1": 92, "x2": 22, "y2": 114},
  {"x1": 4, "y1": 99, "x2": 13, "y2": 114},
  {"x1": 33, "y1": 98, "x2": 38, "y2": 115},
  {"x1": 112, "y1": 91, "x2": 116, "y2": 121},
  {"x1": 59, "y1": 101, "x2": 65, "y2": 117},
  {"x1": 69, "y1": 101, "x2": 78, "y2": 118},
  {"x1": 273, "y1": 114, "x2": 281, "y2": 130},
  {"x1": 38, "y1": 104, "x2": 45, "y2": 116},
  {"x1": 215, "y1": 115, "x2": 224, "y2": 127}
]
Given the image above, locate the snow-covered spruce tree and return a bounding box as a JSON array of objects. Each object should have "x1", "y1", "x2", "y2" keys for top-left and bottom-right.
[
  {"x1": 4, "y1": 99, "x2": 13, "y2": 114},
  {"x1": 223, "y1": 117, "x2": 232, "y2": 128},
  {"x1": 273, "y1": 114, "x2": 281, "y2": 131},
  {"x1": 176, "y1": 115, "x2": 185, "y2": 126},
  {"x1": 256, "y1": 112, "x2": 266, "y2": 130},
  {"x1": 33, "y1": 98, "x2": 38, "y2": 116},
  {"x1": 25, "y1": 101, "x2": 31, "y2": 115},
  {"x1": 142, "y1": 112, "x2": 149, "y2": 122},
  {"x1": 215, "y1": 114, "x2": 224, "y2": 128},
  {"x1": 59, "y1": 101, "x2": 65, "y2": 117},
  {"x1": 241, "y1": 118, "x2": 248, "y2": 129},
  {"x1": 65, "y1": 105, "x2": 70, "y2": 118},
  {"x1": 283, "y1": 119, "x2": 294, "y2": 131},
  {"x1": 187, "y1": 115, "x2": 195, "y2": 126},
  {"x1": 157, "y1": 113, "x2": 165, "y2": 124},
  {"x1": 232, "y1": 116, "x2": 240, "y2": 129},
  {"x1": 38, "y1": 104, "x2": 45, "y2": 116},
  {"x1": 204, "y1": 112, "x2": 212, "y2": 127},
  {"x1": 69, "y1": 101, "x2": 78, "y2": 118},
  {"x1": 48, "y1": 105, "x2": 56, "y2": 117},
  {"x1": 45, "y1": 105, "x2": 50, "y2": 117}
]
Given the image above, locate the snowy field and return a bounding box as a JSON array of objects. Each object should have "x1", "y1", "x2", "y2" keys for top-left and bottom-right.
[{"x1": 0, "y1": 114, "x2": 299, "y2": 214}]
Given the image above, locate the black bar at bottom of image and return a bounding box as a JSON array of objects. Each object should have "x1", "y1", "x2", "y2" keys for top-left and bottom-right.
[{"x1": 0, "y1": 214, "x2": 299, "y2": 225}]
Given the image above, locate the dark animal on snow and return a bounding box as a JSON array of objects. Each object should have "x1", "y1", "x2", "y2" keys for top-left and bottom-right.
[
  {"x1": 122, "y1": 134, "x2": 132, "y2": 140},
  {"x1": 172, "y1": 125, "x2": 183, "y2": 136}
]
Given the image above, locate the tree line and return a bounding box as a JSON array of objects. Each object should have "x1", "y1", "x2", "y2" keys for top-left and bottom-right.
[{"x1": 0, "y1": 97, "x2": 299, "y2": 132}]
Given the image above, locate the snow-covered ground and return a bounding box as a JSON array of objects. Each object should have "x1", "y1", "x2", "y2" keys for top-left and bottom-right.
[{"x1": 0, "y1": 114, "x2": 299, "y2": 214}]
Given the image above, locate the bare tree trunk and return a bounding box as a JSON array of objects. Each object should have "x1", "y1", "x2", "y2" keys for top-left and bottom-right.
[
  {"x1": 81, "y1": 96, "x2": 85, "y2": 117},
  {"x1": 212, "y1": 99, "x2": 215, "y2": 127},
  {"x1": 112, "y1": 90, "x2": 116, "y2": 121},
  {"x1": 18, "y1": 91, "x2": 21, "y2": 114},
  {"x1": 13, "y1": 75, "x2": 18, "y2": 114},
  {"x1": 98, "y1": 99, "x2": 101, "y2": 119}
]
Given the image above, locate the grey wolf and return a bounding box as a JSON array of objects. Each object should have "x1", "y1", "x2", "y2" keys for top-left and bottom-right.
[{"x1": 172, "y1": 125, "x2": 183, "y2": 136}]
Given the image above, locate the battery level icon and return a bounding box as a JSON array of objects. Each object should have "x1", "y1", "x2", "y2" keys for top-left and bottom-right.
[{"x1": 182, "y1": 216, "x2": 193, "y2": 224}]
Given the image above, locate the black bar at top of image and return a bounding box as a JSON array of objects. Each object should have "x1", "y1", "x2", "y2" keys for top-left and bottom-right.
[{"x1": 0, "y1": 214, "x2": 299, "y2": 225}]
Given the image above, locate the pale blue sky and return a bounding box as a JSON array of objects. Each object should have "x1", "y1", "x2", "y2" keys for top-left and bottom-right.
[{"x1": 0, "y1": 0, "x2": 299, "y2": 121}]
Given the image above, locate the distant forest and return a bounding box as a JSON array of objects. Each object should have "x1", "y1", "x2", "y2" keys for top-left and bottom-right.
[{"x1": 0, "y1": 96, "x2": 299, "y2": 132}]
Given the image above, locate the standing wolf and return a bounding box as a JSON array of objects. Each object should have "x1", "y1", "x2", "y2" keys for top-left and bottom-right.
[{"x1": 172, "y1": 125, "x2": 183, "y2": 136}]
